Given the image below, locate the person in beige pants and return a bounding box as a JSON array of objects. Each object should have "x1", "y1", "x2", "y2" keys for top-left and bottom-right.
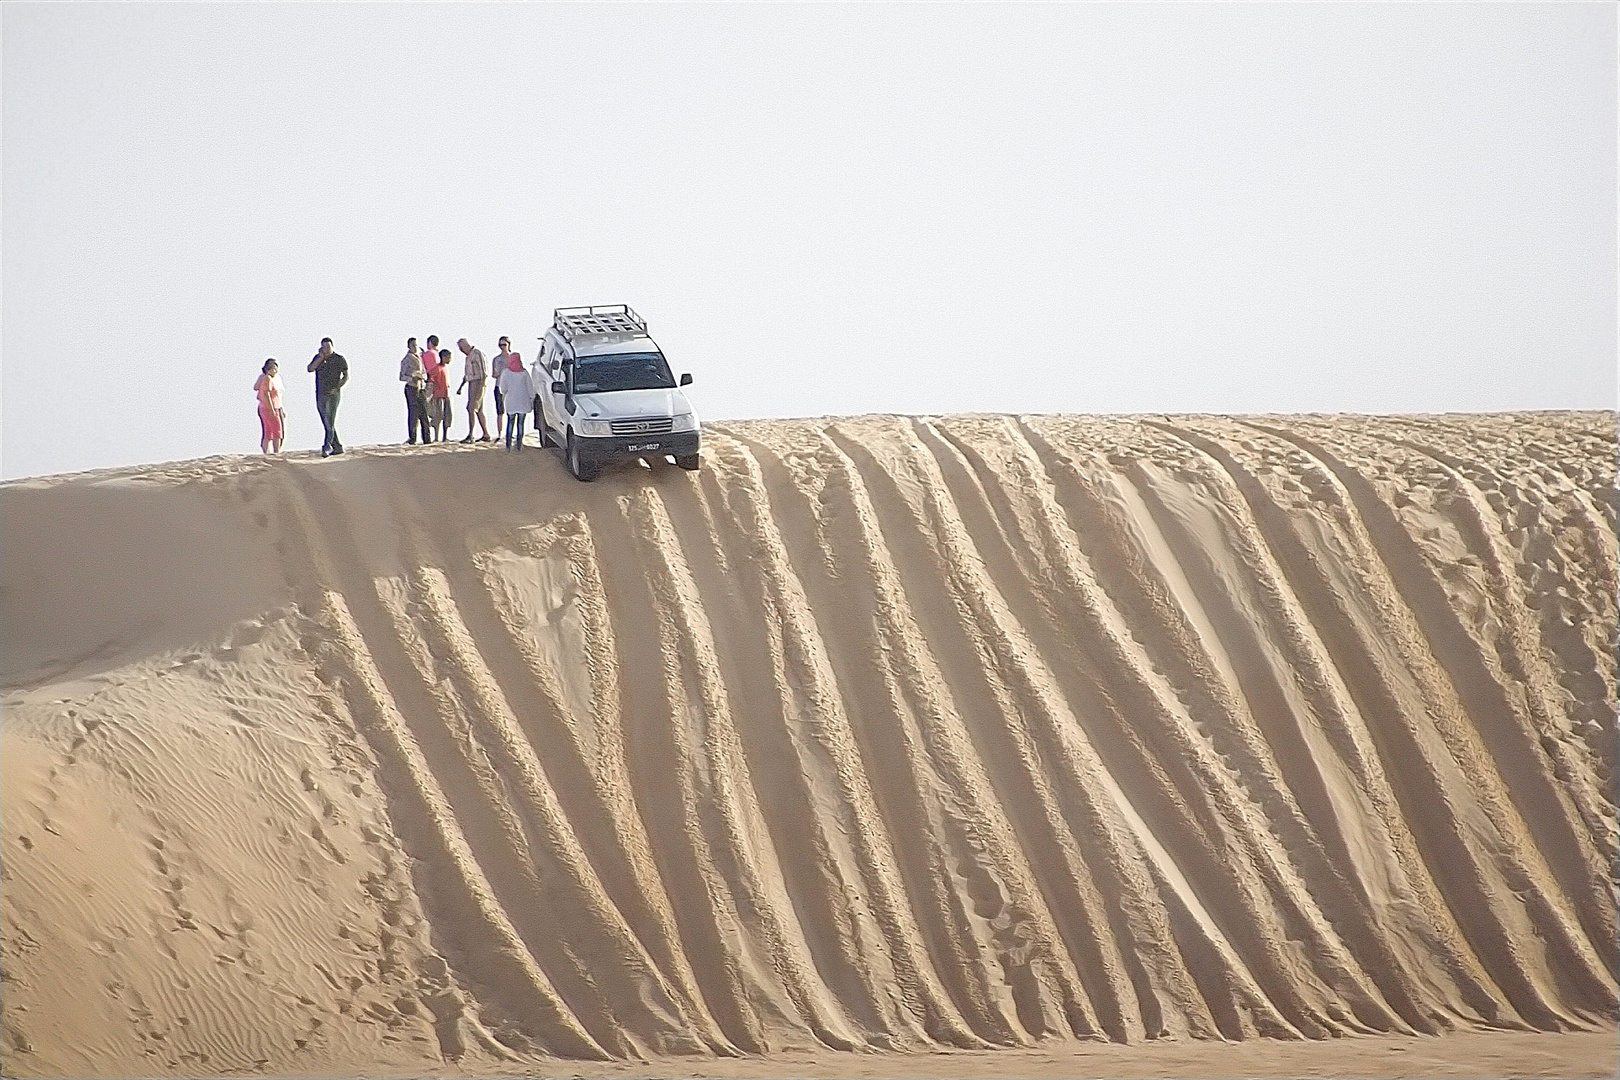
[{"x1": 456, "y1": 338, "x2": 491, "y2": 442}]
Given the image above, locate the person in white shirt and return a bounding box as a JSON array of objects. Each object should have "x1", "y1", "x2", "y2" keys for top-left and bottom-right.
[
  {"x1": 456, "y1": 338, "x2": 492, "y2": 443},
  {"x1": 399, "y1": 337, "x2": 431, "y2": 444},
  {"x1": 497, "y1": 354, "x2": 535, "y2": 451}
]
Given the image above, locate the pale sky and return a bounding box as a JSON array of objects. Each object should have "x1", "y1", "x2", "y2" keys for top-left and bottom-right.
[{"x1": 3, "y1": 1, "x2": 1614, "y2": 479}]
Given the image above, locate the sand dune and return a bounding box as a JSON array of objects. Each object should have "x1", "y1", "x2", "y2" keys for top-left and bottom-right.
[{"x1": 2, "y1": 412, "x2": 1615, "y2": 1078}]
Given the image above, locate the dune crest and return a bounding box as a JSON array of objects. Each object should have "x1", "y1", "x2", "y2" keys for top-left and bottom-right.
[{"x1": 3, "y1": 413, "x2": 1615, "y2": 1077}]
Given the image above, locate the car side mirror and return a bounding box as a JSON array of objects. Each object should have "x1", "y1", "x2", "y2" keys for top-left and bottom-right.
[
  {"x1": 551, "y1": 381, "x2": 566, "y2": 394},
  {"x1": 679, "y1": 373, "x2": 693, "y2": 386}
]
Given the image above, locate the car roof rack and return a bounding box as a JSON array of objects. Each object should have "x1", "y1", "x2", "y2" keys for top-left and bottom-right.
[{"x1": 553, "y1": 304, "x2": 647, "y2": 342}]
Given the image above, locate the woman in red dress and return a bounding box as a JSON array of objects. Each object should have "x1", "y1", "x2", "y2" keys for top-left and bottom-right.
[{"x1": 253, "y1": 358, "x2": 285, "y2": 454}]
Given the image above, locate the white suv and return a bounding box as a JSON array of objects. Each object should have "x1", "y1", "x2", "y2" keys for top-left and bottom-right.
[{"x1": 533, "y1": 305, "x2": 700, "y2": 481}]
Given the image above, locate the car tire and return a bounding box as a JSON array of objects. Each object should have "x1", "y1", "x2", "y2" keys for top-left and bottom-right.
[
  {"x1": 675, "y1": 453, "x2": 700, "y2": 472},
  {"x1": 538, "y1": 420, "x2": 553, "y2": 448},
  {"x1": 567, "y1": 429, "x2": 597, "y2": 482}
]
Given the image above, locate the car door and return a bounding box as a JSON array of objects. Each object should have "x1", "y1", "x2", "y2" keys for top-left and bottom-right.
[
  {"x1": 535, "y1": 340, "x2": 558, "y2": 433},
  {"x1": 535, "y1": 339, "x2": 558, "y2": 434},
  {"x1": 550, "y1": 345, "x2": 575, "y2": 436}
]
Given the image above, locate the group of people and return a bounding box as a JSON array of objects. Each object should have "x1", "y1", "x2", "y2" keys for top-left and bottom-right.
[
  {"x1": 396, "y1": 334, "x2": 535, "y2": 450},
  {"x1": 251, "y1": 334, "x2": 540, "y2": 458}
]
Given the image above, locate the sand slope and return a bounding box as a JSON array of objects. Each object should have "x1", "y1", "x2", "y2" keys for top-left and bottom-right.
[{"x1": 2, "y1": 413, "x2": 1615, "y2": 1077}]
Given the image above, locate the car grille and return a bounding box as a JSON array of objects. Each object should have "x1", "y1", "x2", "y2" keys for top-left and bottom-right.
[{"x1": 609, "y1": 417, "x2": 674, "y2": 436}]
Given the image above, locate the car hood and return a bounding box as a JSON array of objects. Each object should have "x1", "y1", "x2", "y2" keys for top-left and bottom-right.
[{"x1": 573, "y1": 387, "x2": 691, "y2": 419}]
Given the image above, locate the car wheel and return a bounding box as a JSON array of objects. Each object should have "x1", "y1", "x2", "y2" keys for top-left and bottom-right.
[
  {"x1": 537, "y1": 420, "x2": 553, "y2": 448},
  {"x1": 675, "y1": 453, "x2": 700, "y2": 472},
  {"x1": 567, "y1": 429, "x2": 597, "y2": 482}
]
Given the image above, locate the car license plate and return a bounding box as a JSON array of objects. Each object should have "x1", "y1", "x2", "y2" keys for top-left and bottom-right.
[{"x1": 627, "y1": 442, "x2": 660, "y2": 452}]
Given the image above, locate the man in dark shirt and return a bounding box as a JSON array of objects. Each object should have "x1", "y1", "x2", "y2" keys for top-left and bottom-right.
[{"x1": 306, "y1": 337, "x2": 349, "y2": 456}]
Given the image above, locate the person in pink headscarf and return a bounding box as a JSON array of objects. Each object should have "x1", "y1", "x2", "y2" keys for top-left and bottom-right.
[
  {"x1": 253, "y1": 358, "x2": 285, "y2": 454},
  {"x1": 496, "y1": 353, "x2": 534, "y2": 451},
  {"x1": 492, "y1": 336, "x2": 515, "y2": 434}
]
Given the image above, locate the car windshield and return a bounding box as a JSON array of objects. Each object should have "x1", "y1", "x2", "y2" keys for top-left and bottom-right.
[{"x1": 572, "y1": 352, "x2": 674, "y2": 393}]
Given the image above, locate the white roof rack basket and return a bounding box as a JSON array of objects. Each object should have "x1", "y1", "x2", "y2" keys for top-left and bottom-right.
[{"x1": 553, "y1": 304, "x2": 647, "y2": 341}]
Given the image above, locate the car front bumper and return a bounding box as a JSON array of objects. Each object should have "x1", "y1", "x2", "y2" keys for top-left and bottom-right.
[{"x1": 578, "y1": 430, "x2": 700, "y2": 458}]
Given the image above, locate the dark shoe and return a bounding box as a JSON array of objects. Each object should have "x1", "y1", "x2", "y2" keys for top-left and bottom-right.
[
  {"x1": 460, "y1": 436, "x2": 473, "y2": 444},
  {"x1": 321, "y1": 448, "x2": 332, "y2": 458}
]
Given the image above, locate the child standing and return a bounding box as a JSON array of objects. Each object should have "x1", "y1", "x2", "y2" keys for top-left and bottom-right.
[
  {"x1": 497, "y1": 354, "x2": 534, "y2": 451},
  {"x1": 430, "y1": 348, "x2": 453, "y2": 441},
  {"x1": 254, "y1": 358, "x2": 285, "y2": 454}
]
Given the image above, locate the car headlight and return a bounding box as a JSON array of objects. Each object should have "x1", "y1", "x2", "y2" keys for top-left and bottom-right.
[
  {"x1": 670, "y1": 412, "x2": 698, "y2": 432},
  {"x1": 577, "y1": 419, "x2": 612, "y2": 437}
]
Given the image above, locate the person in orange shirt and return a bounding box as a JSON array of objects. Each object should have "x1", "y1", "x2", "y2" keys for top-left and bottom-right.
[
  {"x1": 423, "y1": 335, "x2": 442, "y2": 382},
  {"x1": 253, "y1": 358, "x2": 285, "y2": 454},
  {"x1": 429, "y1": 348, "x2": 453, "y2": 441}
]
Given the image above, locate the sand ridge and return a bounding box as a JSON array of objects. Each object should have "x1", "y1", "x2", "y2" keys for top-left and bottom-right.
[{"x1": 1, "y1": 412, "x2": 1615, "y2": 1077}]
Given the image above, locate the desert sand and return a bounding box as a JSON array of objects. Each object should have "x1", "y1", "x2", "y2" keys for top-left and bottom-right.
[{"x1": 2, "y1": 412, "x2": 1615, "y2": 1079}]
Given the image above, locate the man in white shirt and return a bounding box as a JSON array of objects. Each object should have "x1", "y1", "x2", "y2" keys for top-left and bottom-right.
[
  {"x1": 399, "y1": 337, "x2": 431, "y2": 444},
  {"x1": 456, "y1": 338, "x2": 491, "y2": 442}
]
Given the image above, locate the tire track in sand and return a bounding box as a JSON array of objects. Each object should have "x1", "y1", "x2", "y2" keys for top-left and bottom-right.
[
  {"x1": 268, "y1": 466, "x2": 608, "y2": 1060},
  {"x1": 721, "y1": 424, "x2": 1104, "y2": 1045},
  {"x1": 916, "y1": 416, "x2": 1401, "y2": 1040},
  {"x1": 689, "y1": 434, "x2": 991, "y2": 1050},
  {"x1": 1137, "y1": 420, "x2": 1531, "y2": 1028},
  {"x1": 584, "y1": 460, "x2": 867, "y2": 1054},
  {"x1": 825, "y1": 416, "x2": 1301, "y2": 1042},
  {"x1": 453, "y1": 513, "x2": 735, "y2": 1056},
  {"x1": 1236, "y1": 421, "x2": 1617, "y2": 1015},
  {"x1": 207, "y1": 414, "x2": 1616, "y2": 1063},
  {"x1": 1156, "y1": 419, "x2": 1606, "y2": 1030},
  {"x1": 1276, "y1": 419, "x2": 1617, "y2": 967},
  {"x1": 377, "y1": 493, "x2": 722, "y2": 1058},
  {"x1": 1018, "y1": 418, "x2": 1483, "y2": 1035},
  {"x1": 991, "y1": 416, "x2": 1445, "y2": 1035}
]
